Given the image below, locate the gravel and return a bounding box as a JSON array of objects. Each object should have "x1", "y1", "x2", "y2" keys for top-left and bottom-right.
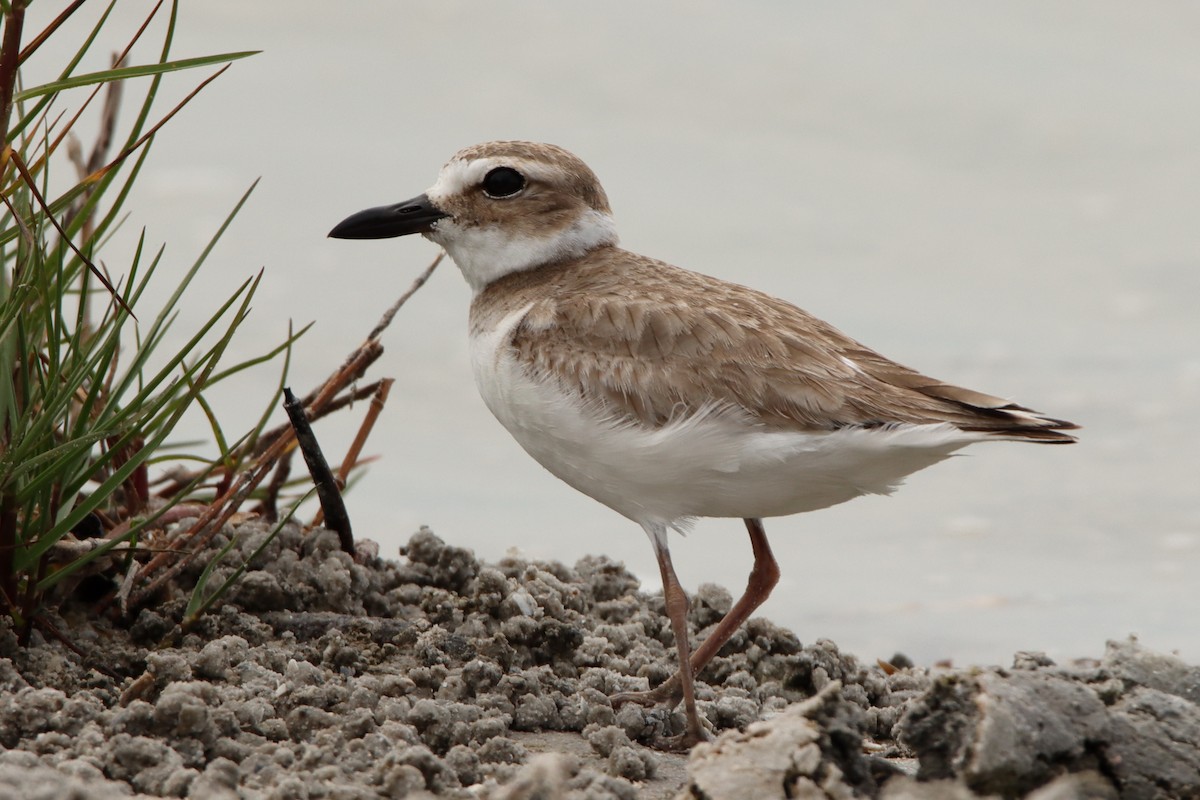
[{"x1": 1, "y1": 522, "x2": 1196, "y2": 799}]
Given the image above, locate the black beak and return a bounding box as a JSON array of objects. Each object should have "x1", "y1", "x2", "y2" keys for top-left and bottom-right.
[{"x1": 328, "y1": 193, "x2": 449, "y2": 239}]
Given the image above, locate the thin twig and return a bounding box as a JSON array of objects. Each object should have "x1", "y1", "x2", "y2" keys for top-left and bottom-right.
[
  {"x1": 88, "y1": 63, "x2": 233, "y2": 184},
  {"x1": 88, "y1": 55, "x2": 124, "y2": 172},
  {"x1": 313, "y1": 378, "x2": 393, "y2": 527},
  {"x1": 103, "y1": 503, "x2": 209, "y2": 542},
  {"x1": 0, "y1": 1, "x2": 27, "y2": 149},
  {"x1": 254, "y1": 252, "x2": 441, "y2": 457},
  {"x1": 112, "y1": 251, "x2": 441, "y2": 613},
  {"x1": 65, "y1": 53, "x2": 123, "y2": 245},
  {"x1": 345, "y1": 378, "x2": 393, "y2": 482},
  {"x1": 0, "y1": 494, "x2": 17, "y2": 618},
  {"x1": 22, "y1": 1, "x2": 158, "y2": 191},
  {"x1": 16, "y1": 0, "x2": 88, "y2": 65},
  {"x1": 249, "y1": 253, "x2": 441, "y2": 460},
  {"x1": 0, "y1": 184, "x2": 33, "y2": 245},
  {"x1": 367, "y1": 251, "x2": 443, "y2": 341},
  {"x1": 126, "y1": 340, "x2": 386, "y2": 608},
  {"x1": 253, "y1": 343, "x2": 383, "y2": 457},
  {"x1": 123, "y1": 440, "x2": 292, "y2": 612},
  {"x1": 149, "y1": 378, "x2": 385, "y2": 506},
  {"x1": 252, "y1": 379, "x2": 383, "y2": 458},
  {"x1": 8, "y1": 149, "x2": 133, "y2": 315},
  {"x1": 260, "y1": 448, "x2": 293, "y2": 523}
]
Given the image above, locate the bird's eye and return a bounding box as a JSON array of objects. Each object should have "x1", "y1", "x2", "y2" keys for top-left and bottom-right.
[{"x1": 482, "y1": 167, "x2": 525, "y2": 198}]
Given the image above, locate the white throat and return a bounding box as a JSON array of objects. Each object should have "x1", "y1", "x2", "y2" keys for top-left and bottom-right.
[{"x1": 427, "y1": 209, "x2": 618, "y2": 293}]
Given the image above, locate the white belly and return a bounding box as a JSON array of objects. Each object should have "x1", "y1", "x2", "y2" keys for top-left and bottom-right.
[{"x1": 470, "y1": 308, "x2": 983, "y2": 530}]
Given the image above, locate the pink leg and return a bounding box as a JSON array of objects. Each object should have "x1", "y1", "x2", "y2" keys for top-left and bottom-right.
[
  {"x1": 613, "y1": 518, "x2": 780, "y2": 714},
  {"x1": 653, "y1": 536, "x2": 709, "y2": 746}
]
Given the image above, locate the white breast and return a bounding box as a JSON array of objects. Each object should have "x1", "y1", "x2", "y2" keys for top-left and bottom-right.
[{"x1": 470, "y1": 306, "x2": 985, "y2": 532}]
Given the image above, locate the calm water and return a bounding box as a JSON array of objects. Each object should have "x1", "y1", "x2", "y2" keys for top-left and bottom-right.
[{"x1": 25, "y1": 2, "x2": 1200, "y2": 664}]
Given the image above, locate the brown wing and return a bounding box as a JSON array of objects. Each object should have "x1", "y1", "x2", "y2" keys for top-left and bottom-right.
[{"x1": 478, "y1": 248, "x2": 1078, "y2": 442}]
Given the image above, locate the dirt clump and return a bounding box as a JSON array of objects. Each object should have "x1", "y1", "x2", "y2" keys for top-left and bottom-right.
[{"x1": 1, "y1": 524, "x2": 1195, "y2": 799}]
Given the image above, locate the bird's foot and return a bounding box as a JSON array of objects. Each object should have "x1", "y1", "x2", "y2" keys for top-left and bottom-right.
[
  {"x1": 655, "y1": 724, "x2": 713, "y2": 752},
  {"x1": 611, "y1": 681, "x2": 714, "y2": 751},
  {"x1": 610, "y1": 679, "x2": 683, "y2": 711}
]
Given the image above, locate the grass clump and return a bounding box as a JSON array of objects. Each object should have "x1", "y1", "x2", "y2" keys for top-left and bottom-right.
[{"x1": 0, "y1": 1, "x2": 299, "y2": 647}]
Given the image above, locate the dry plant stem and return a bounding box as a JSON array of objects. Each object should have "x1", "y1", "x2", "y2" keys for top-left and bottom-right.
[
  {"x1": 104, "y1": 434, "x2": 149, "y2": 517},
  {"x1": 125, "y1": 338, "x2": 384, "y2": 610},
  {"x1": 117, "y1": 254, "x2": 439, "y2": 613},
  {"x1": 123, "y1": 436, "x2": 296, "y2": 612},
  {"x1": 88, "y1": 62, "x2": 234, "y2": 186},
  {"x1": 0, "y1": 187, "x2": 31, "y2": 243},
  {"x1": 367, "y1": 251, "x2": 443, "y2": 341},
  {"x1": 252, "y1": 379, "x2": 384, "y2": 460},
  {"x1": 141, "y1": 378, "x2": 383, "y2": 517},
  {"x1": 87, "y1": 58, "x2": 124, "y2": 173},
  {"x1": 0, "y1": 495, "x2": 17, "y2": 615},
  {"x1": 16, "y1": 492, "x2": 54, "y2": 644},
  {"x1": 67, "y1": 59, "x2": 123, "y2": 245},
  {"x1": 313, "y1": 378, "x2": 393, "y2": 527},
  {"x1": 251, "y1": 252, "x2": 440, "y2": 457},
  {"x1": 0, "y1": 1, "x2": 26, "y2": 148},
  {"x1": 31, "y1": 2, "x2": 157, "y2": 189},
  {"x1": 8, "y1": 149, "x2": 130, "y2": 314},
  {"x1": 303, "y1": 256, "x2": 441, "y2": 527},
  {"x1": 149, "y1": 467, "x2": 207, "y2": 500},
  {"x1": 16, "y1": 1, "x2": 87, "y2": 65},
  {"x1": 284, "y1": 387, "x2": 353, "y2": 555},
  {"x1": 261, "y1": 450, "x2": 293, "y2": 523},
  {"x1": 252, "y1": 343, "x2": 383, "y2": 458},
  {"x1": 344, "y1": 379, "x2": 394, "y2": 482},
  {"x1": 310, "y1": 339, "x2": 385, "y2": 412},
  {"x1": 275, "y1": 250, "x2": 438, "y2": 429},
  {"x1": 103, "y1": 504, "x2": 210, "y2": 542}
]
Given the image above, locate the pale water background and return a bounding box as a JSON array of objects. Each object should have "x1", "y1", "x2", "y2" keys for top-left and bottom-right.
[{"x1": 25, "y1": 2, "x2": 1200, "y2": 665}]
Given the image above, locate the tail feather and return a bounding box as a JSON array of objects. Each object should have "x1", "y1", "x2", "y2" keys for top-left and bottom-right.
[
  {"x1": 917, "y1": 382, "x2": 1079, "y2": 444},
  {"x1": 965, "y1": 404, "x2": 1079, "y2": 443}
]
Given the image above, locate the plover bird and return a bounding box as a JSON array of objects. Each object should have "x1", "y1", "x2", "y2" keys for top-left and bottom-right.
[{"x1": 330, "y1": 141, "x2": 1078, "y2": 747}]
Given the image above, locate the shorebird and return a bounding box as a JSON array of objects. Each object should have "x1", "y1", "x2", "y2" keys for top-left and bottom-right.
[{"x1": 329, "y1": 141, "x2": 1078, "y2": 747}]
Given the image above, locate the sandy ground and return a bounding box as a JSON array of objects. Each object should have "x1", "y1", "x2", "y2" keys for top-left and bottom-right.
[{"x1": 2, "y1": 522, "x2": 1199, "y2": 799}]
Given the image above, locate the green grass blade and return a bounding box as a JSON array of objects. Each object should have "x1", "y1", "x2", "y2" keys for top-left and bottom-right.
[{"x1": 14, "y1": 51, "x2": 259, "y2": 102}]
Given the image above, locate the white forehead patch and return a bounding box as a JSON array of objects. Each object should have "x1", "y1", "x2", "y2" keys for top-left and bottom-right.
[
  {"x1": 426, "y1": 157, "x2": 567, "y2": 203},
  {"x1": 427, "y1": 158, "x2": 493, "y2": 203}
]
